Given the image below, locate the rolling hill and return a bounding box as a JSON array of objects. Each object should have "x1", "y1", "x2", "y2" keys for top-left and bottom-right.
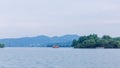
[{"x1": 0, "y1": 35, "x2": 79, "y2": 47}]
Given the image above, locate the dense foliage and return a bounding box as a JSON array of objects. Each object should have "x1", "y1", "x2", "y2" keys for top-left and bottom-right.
[
  {"x1": 72, "y1": 34, "x2": 120, "y2": 48},
  {"x1": 0, "y1": 43, "x2": 5, "y2": 48}
]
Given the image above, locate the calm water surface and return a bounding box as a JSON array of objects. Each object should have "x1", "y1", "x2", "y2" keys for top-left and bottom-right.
[{"x1": 0, "y1": 47, "x2": 120, "y2": 68}]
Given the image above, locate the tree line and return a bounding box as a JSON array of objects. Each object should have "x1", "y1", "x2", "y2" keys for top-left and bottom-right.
[
  {"x1": 72, "y1": 34, "x2": 120, "y2": 48},
  {"x1": 0, "y1": 43, "x2": 5, "y2": 48}
]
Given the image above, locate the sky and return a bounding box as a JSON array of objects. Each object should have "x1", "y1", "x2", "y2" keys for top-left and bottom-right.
[{"x1": 0, "y1": 0, "x2": 120, "y2": 38}]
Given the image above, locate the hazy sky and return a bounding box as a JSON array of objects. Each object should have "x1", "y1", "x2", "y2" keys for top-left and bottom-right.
[{"x1": 0, "y1": 0, "x2": 120, "y2": 38}]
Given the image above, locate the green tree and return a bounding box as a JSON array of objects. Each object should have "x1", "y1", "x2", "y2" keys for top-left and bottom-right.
[
  {"x1": 82, "y1": 39, "x2": 96, "y2": 48},
  {"x1": 102, "y1": 35, "x2": 112, "y2": 40},
  {"x1": 72, "y1": 34, "x2": 120, "y2": 48},
  {"x1": 71, "y1": 39, "x2": 78, "y2": 47},
  {"x1": 97, "y1": 39, "x2": 109, "y2": 47},
  {"x1": 116, "y1": 41, "x2": 120, "y2": 48},
  {"x1": 0, "y1": 43, "x2": 5, "y2": 48},
  {"x1": 78, "y1": 36, "x2": 87, "y2": 43},
  {"x1": 108, "y1": 40, "x2": 120, "y2": 48}
]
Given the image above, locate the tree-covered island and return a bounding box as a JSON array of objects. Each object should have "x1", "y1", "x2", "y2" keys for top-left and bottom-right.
[
  {"x1": 0, "y1": 43, "x2": 5, "y2": 48},
  {"x1": 72, "y1": 34, "x2": 120, "y2": 48}
]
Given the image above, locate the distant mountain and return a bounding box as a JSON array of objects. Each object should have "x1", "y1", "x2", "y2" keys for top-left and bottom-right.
[{"x1": 0, "y1": 35, "x2": 79, "y2": 47}]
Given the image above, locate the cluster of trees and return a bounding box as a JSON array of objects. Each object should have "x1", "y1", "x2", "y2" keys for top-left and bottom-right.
[
  {"x1": 0, "y1": 43, "x2": 5, "y2": 48},
  {"x1": 72, "y1": 34, "x2": 120, "y2": 48}
]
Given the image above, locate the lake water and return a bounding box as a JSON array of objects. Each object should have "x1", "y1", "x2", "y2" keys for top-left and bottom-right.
[{"x1": 0, "y1": 47, "x2": 120, "y2": 68}]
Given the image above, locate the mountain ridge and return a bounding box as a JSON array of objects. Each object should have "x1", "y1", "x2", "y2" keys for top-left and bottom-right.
[{"x1": 0, "y1": 35, "x2": 79, "y2": 47}]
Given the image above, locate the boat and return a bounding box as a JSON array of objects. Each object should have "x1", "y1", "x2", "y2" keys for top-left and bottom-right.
[{"x1": 52, "y1": 45, "x2": 59, "y2": 48}]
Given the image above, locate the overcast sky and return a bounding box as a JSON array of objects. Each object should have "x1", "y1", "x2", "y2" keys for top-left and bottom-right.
[{"x1": 0, "y1": 0, "x2": 120, "y2": 38}]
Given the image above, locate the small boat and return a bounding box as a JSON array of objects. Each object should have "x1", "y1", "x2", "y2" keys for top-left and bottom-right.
[{"x1": 52, "y1": 45, "x2": 59, "y2": 48}]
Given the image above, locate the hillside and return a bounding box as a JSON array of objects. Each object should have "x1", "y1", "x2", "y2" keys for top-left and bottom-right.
[{"x1": 0, "y1": 35, "x2": 79, "y2": 47}]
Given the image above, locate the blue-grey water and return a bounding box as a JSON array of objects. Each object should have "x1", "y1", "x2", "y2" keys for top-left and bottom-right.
[{"x1": 0, "y1": 47, "x2": 120, "y2": 68}]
